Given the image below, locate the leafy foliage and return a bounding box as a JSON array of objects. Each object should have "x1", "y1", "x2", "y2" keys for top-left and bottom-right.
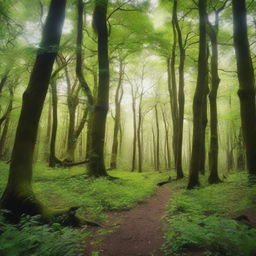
[{"x1": 0, "y1": 213, "x2": 88, "y2": 256}]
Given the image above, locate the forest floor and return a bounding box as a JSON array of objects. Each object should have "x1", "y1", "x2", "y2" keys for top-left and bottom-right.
[
  {"x1": 84, "y1": 186, "x2": 171, "y2": 256},
  {"x1": 1, "y1": 162, "x2": 256, "y2": 256}
]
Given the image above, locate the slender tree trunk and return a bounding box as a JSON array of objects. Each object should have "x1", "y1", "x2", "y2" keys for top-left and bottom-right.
[
  {"x1": 152, "y1": 127, "x2": 156, "y2": 170},
  {"x1": 199, "y1": 94, "x2": 208, "y2": 175},
  {"x1": 131, "y1": 86, "x2": 137, "y2": 172},
  {"x1": 119, "y1": 120, "x2": 123, "y2": 156},
  {"x1": 162, "y1": 108, "x2": 171, "y2": 169},
  {"x1": 0, "y1": 87, "x2": 14, "y2": 159},
  {"x1": 88, "y1": 0, "x2": 109, "y2": 177},
  {"x1": 173, "y1": 0, "x2": 184, "y2": 179},
  {"x1": 232, "y1": 0, "x2": 256, "y2": 178},
  {"x1": 137, "y1": 93, "x2": 143, "y2": 172},
  {"x1": 44, "y1": 94, "x2": 52, "y2": 162},
  {"x1": 0, "y1": 0, "x2": 67, "y2": 218},
  {"x1": 237, "y1": 128, "x2": 245, "y2": 170},
  {"x1": 188, "y1": 0, "x2": 208, "y2": 189},
  {"x1": 0, "y1": 117, "x2": 10, "y2": 160},
  {"x1": 208, "y1": 12, "x2": 222, "y2": 184},
  {"x1": 110, "y1": 60, "x2": 124, "y2": 169},
  {"x1": 49, "y1": 80, "x2": 59, "y2": 167},
  {"x1": 155, "y1": 104, "x2": 160, "y2": 172},
  {"x1": 76, "y1": 0, "x2": 94, "y2": 162}
]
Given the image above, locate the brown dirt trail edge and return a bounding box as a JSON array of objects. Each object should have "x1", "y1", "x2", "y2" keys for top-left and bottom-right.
[{"x1": 84, "y1": 186, "x2": 171, "y2": 256}]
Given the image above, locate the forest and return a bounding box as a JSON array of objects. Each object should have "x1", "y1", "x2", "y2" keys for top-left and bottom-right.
[{"x1": 0, "y1": 0, "x2": 256, "y2": 255}]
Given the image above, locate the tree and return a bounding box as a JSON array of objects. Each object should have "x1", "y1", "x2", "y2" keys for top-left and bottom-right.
[
  {"x1": 0, "y1": 0, "x2": 77, "y2": 222},
  {"x1": 87, "y1": 0, "x2": 109, "y2": 177},
  {"x1": 110, "y1": 58, "x2": 124, "y2": 170},
  {"x1": 232, "y1": 0, "x2": 256, "y2": 179},
  {"x1": 187, "y1": 0, "x2": 208, "y2": 189}
]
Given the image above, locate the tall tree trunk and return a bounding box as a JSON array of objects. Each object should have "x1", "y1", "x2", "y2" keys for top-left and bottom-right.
[
  {"x1": 162, "y1": 108, "x2": 171, "y2": 169},
  {"x1": 187, "y1": 0, "x2": 208, "y2": 189},
  {"x1": 0, "y1": 87, "x2": 14, "y2": 159},
  {"x1": 110, "y1": 60, "x2": 124, "y2": 169},
  {"x1": 199, "y1": 94, "x2": 208, "y2": 174},
  {"x1": 88, "y1": 0, "x2": 109, "y2": 177},
  {"x1": 44, "y1": 94, "x2": 52, "y2": 162},
  {"x1": 152, "y1": 127, "x2": 156, "y2": 170},
  {"x1": 49, "y1": 80, "x2": 59, "y2": 167},
  {"x1": 172, "y1": 0, "x2": 184, "y2": 179},
  {"x1": 232, "y1": 0, "x2": 256, "y2": 178},
  {"x1": 207, "y1": 11, "x2": 222, "y2": 184},
  {"x1": 131, "y1": 84, "x2": 137, "y2": 172},
  {"x1": 0, "y1": 0, "x2": 67, "y2": 218},
  {"x1": 137, "y1": 93, "x2": 143, "y2": 172},
  {"x1": 76, "y1": 0, "x2": 94, "y2": 162},
  {"x1": 237, "y1": 128, "x2": 245, "y2": 170},
  {"x1": 155, "y1": 104, "x2": 160, "y2": 172}
]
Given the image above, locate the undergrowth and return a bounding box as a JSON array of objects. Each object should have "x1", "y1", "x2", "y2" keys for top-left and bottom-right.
[
  {"x1": 0, "y1": 212, "x2": 88, "y2": 256},
  {"x1": 0, "y1": 161, "x2": 169, "y2": 255},
  {"x1": 163, "y1": 172, "x2": 256, "y2": 256}
]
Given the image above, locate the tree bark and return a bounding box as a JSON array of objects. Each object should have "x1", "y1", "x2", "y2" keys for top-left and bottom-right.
[
  {"x1": 131, "y1": 82, "x2": 137, "y2": 172},
  {"x1": 172, "y1": 0, "x2": 185, "y2": 179},
  {"x1": 155, "y1": 104, "x2": 160, "y2": 172},
  {"x1": 49, "y1": 79, "x2": 60, "y2": 167},
  {"x1": 110, "y1": 59, "x2": 124, "y2": 169},
  {"x1": 88, "y1": 0, "x2": 109, "y2": 177},
  {"x1": 137, "y1": 92, "x2": 143, "y2": 172},
  {"x1": 43, "y1": 94, "x2": 52, "y2": 162},
  {"x1": 187, "y1": 0, "x2": 208, "y2": 189},
  {"x1": 207, "y1": 12, "x2": 222, "y2": 184},
  {"x1": 0, "y1": 0, "x2": 67, "y2": 220},
  {"x1": 162, "y1": 108, "x2": 171, "y2": 169},
  {"x1": 232, "y1": 0, "x2": 256, "y2": 178}
]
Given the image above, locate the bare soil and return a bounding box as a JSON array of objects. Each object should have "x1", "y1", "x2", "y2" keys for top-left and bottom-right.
[{"x1": 84, "y1": 186, "x2": 171, "y2": 256}]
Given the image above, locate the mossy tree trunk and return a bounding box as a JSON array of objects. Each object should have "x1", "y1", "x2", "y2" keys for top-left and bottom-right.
[
  {"x1": 0, "y1": 0, "x2": 67, "y2": 218},
  {"x1": 187, "y1": 0, "x2": 208, "y2": 189},
  {"x1": 87, "y1": 0, "x2": 109, "y2": 177},
  {"x1": 232, "y1": 0, "x2": 256, "y2": 178}
]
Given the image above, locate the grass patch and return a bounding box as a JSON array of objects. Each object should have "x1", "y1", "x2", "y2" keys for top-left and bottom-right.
[
  {"x1": 163, "y1": 172, "x2": 256, "y2": 256},
  {"x1": 0, "y1": 161, "x2": 169, "y2": 256}
]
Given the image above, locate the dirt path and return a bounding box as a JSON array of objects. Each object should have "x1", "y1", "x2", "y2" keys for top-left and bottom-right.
[{"x1": 84, "y1": 186, "x2": 171, "y2": 256}]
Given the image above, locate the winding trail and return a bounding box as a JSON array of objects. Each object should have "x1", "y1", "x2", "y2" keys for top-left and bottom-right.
[{"x1": 84, "y1": 186, "x2": 171, "y2": 256}]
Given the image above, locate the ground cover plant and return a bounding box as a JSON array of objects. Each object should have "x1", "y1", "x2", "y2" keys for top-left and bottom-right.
[
  {"x1": 163, "y1": 172, "x2": 256, "y2": 256},
  {"x1": 0, "y1": 162, "x2": 169, "y2": 255}
]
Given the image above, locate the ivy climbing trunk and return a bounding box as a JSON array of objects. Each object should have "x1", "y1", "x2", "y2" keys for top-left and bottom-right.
[
  {"x1": 188, "y1": 0, "x2": 208, "y2": 189},
  {"x1": 232, "y1": 0, "x2": 256, "y2": 178},
  {"x1": 0, "y1": 0, "x2": 67, "y2": 218},
  {"x1": 88, "y1": 0, "x2": 109, "y2": 177}
]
